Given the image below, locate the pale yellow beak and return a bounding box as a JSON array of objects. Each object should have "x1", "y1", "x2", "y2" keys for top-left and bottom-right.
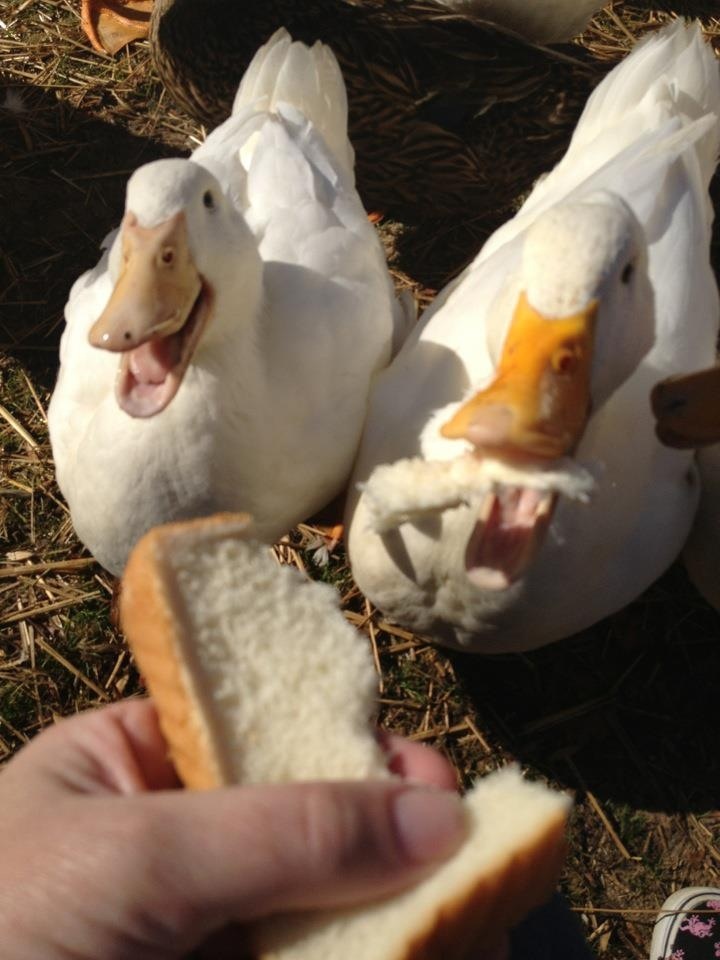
[
  {"x1": 652, "y1": 366, "x2": 720, "y2": 449},
  {"x1": 90, "y1": 211, "x2": 202, "y2": 353},
  {"x1": 441, "y1": 291, "x2": 598, "y2": 463}
]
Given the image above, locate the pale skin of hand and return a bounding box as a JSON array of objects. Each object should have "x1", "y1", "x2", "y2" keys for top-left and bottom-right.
[{"x1": 0, "y1": 699, "x2": 510, "y2": 960}]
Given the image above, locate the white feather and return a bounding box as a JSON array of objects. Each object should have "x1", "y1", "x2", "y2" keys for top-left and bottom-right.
[{"x1": 346, "y1": 20, "x2": 720, "y2": 653}]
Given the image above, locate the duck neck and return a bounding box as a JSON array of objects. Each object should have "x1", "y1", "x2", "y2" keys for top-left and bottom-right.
[{"x1": 201, "y1": 242, "x2": 266, "y2": 386}]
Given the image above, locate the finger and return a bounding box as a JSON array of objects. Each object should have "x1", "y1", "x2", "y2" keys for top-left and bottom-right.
[
  {"x1": 5, "y1": 699, "x2": 180, "y2": 796},
  {"x1": 132, "y1": 778, "x2": 466, "y2": 944},
  {"x1": 379, "y1": 732, "x2": 459, "y2": 790},
  {"x1": 109, "y1": 698, "x2": 182, "y2": 791}
]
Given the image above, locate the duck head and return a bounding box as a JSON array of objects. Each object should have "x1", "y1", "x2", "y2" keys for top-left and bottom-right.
[
  {"x1": 89, "y1": 158, "x2": 261, "y2": 418},
  {"x1": 441, "y1": 192, "x2": 654, "y2": 589}
]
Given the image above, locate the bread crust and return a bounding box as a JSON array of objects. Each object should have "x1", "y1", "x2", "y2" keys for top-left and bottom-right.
[
  {"x1": 396, "y1": 814, "x2": 567, "y2": 960},
  {"x1": 120, "y1": 513, "x2": 254, "y2": 789}
]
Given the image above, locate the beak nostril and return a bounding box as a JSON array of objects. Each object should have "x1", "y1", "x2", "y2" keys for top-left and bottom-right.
[
  {"x1": 552, "y1": 348, "x2": 579, "y2": 375},
  {"x1": 161, "y1": 248, "x2": 175, "y2": 265},
  {"x1": 124, "y1": 331, "x2": 132, "y2": 342}
]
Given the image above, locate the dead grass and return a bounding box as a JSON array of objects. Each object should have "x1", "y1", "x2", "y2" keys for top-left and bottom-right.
[{"x1": 1, "y1": 2, "x2": 720, "y2": 958}]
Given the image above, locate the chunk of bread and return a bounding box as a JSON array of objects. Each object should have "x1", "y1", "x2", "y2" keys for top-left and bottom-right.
[{"x1": 120, "y1": 513, "x2": 571, "y2": 960}]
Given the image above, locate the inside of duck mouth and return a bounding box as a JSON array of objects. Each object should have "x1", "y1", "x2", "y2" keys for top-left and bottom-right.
[
  {"x1": 464, "y1": 485, "x2": 555, "y2": 591},
  {"x1": 125, "y1": 285, "x2": 206, "y2": 390},
  {"x1": 116, "y1": 283, "x2": 209, "y2": 419}
]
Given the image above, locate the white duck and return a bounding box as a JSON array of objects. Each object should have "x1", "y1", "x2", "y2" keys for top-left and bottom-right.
[
  {"x1": 48, "y1": 29, "x2": 403, "y2": 576},
  {"x1": 346, "y1": 20, "x2": 720, "y2": 653},
  {"x1": 434, "y1": 0, "x2": 605, "y2": 43}
]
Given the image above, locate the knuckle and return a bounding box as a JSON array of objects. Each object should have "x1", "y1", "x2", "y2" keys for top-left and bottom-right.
[
  {"x1": 292, "y1": 785, "x2": 368, "y2": 879},
  {"x1": 288, "y1": 784, "x2": 388, "y2": 876}
]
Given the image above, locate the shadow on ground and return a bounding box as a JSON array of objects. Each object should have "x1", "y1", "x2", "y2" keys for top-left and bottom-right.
[
  {"x1": 0, "y1": 81, "x2": 181, "y2": 389},
  {"x1": 447, "y1": 561, "x2": 720, "y2": 814}
]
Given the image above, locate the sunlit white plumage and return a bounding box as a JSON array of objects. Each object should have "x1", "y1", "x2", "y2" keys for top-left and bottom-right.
[
  {"x1": 49, "y1": 29, "x2": 402, "y2": 576},
  {"x1": 346, "y1": 20, "x2": 720, "y2": 653}
]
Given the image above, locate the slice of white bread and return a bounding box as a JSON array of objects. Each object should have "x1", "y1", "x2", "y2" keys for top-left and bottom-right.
[{"x1": 120, "y1": 513, "x2": 571, "y2": 960}]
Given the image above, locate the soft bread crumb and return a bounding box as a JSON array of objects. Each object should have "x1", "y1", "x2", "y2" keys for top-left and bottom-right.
[
  {"x1": 359, "y1": 455, "x2": 596, "y2": 533},
  {"x1": 163, "y1": 527, "x2": 385, "y2": 784}
]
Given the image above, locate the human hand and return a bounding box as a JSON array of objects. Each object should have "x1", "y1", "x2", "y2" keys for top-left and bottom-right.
[{"x1": 0, "y1": 698, "x2": 508, "y2": 960}]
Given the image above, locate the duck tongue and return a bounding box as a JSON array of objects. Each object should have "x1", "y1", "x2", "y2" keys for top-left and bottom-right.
[
  {"x1": 127, "y1": 335, "x2": 182, "y2": 385},
  {"x1": 117, "y1": 334, "x2": 184, "y2": 418},
  {"x1": 465, "y1": 487, "x2": 556, "y2": 590}
]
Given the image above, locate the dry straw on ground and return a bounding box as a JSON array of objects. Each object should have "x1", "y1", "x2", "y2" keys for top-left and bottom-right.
[{"x1": 1, "y1": 2, "x2": 720, "y2": 958}]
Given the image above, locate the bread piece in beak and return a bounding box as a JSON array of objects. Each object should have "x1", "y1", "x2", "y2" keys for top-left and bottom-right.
[{"x1": 440, "y1": 291, "x2": 597, "y2": 589}]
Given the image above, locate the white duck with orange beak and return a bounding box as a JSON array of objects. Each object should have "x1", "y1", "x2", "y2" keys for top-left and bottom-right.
[
  {"x1": 346, "y1": 20, "x2": 720, "y2": 653},
  {"x1": 48, "y1": 29, "x2": 402, "y2": 576}
]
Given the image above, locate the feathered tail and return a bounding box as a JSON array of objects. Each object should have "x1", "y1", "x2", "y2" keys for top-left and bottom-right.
[
  {"x1": 232, "y1": 28, "x2": 354, "y2": 177},
  {"x1": 567, "y1": 19, "x2": 720, "y2": 182}
]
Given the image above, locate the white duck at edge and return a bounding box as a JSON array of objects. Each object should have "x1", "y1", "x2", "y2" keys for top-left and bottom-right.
[
  {"x1": 49, "y1": 29, "x2": 403, "y2": 576},
  {"x1": 346, "y1": 20, "x2": 720, "y2": 653}
]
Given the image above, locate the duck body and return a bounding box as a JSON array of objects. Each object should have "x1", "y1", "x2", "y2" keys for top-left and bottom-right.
[
  {"x1": 346, "y1": 21, "x2": 720, "y2": 653},
  {"x1": 49, "y1": 30, "x2": 400, "y2": 576}
]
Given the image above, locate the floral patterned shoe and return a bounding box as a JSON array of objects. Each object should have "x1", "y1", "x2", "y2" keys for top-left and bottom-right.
[{"x1": 650, "y1": 888, "x2": 720, "y2": 960}]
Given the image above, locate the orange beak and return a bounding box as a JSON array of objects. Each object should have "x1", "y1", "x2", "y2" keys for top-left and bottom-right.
[
  {"x1": 90, "y1": 211, "x2": 202, "y2": 353},
  {"x1": 441, "y1": 291, "x2": 598, "y2": 463},
  {"x1": 652, "y1": 366, "x2": 720, "y2": 449}
]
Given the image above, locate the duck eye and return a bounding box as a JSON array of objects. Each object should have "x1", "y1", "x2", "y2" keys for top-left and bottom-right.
[
  {"x1": 202, "y1": 190, "x2": 215, "y2": 210},
  {"x1": 621, "y1": 261, "x2": 634, "y2": 284}
]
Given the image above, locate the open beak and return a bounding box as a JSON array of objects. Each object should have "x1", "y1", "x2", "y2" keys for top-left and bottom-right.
[
  {"x1": 652, "y1": 366, "x2": 720, "y2": 449},
  {"x1": 441, "y1": 291, "x2": 597, "y2": 463},
  {"x1": 440, "y1": 291, "x2": 597, "y2": 591},
  {"x1": 90, "y1": 210, "x2": 210, "y2": 418}
]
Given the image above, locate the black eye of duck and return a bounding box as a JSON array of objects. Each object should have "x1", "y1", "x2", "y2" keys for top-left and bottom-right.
[
  {"x1": 621, "y1": 261, "x2": 634, "y2": 284},
  {"x1": 202, "y1": 190, "x2": 215, "y2": 211}
]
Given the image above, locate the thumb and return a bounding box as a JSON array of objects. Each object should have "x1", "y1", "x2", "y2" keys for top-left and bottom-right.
[{"x1": 133, "y1": 778, "x2": 466, "y2": 945}]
